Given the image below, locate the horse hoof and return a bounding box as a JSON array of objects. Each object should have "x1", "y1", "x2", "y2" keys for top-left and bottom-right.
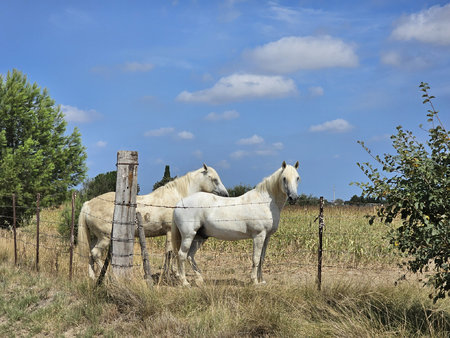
[
  {"x1": 253, "y1": 280, "x2": 266, "y2": 286},
  {"x1": 195, "y1": 278, "x2": 204, "y2": 286},
  {"x1": 182, "y1": 281, "x2": 191, "y2": 288}
]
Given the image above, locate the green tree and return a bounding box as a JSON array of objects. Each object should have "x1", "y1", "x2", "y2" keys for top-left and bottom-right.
[
  {"x1": 153, "y1": 165, "x2": 175, "y2": 191},
  {"x1": 82, "y1": 170, "x2": 117, "y2": 200},
  {"x1": 0, "y1": 69, "x2": 87, "y2": 227},
  {"x1": 356, "y1": 83, "x2": 449, "y2": 301},
  {"x1": 228, "y1": 184, "x2": 253, "y2": 197},
  {"x1": 294, "y1": 194, "x2": 321, "y2": 206}
]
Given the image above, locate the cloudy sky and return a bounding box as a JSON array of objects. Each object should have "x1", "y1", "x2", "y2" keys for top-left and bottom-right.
[{"x1": 1, "y1": 1, "x2": 449, "y2": 200}]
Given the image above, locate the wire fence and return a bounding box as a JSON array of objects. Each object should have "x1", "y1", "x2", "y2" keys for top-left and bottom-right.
[{"x1": 0, "y1": 192, "x2": 404, "y2": 287}]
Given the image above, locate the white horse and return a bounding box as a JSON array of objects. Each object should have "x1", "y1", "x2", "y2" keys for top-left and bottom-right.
[
  {"x1": 172, "y1": 161, "x2": 299, "y2": 286},
  {"x1": 78, "y1": 164, "x2": 228, "y2": 279}
]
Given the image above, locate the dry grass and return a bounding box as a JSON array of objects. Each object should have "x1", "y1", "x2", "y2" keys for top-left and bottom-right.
[
  {"x1": 1, "y1": 263, "x2": 449, "y2": 337},
  {"x1": 1, "y1": 205, "x2": 449, "y2": 337}
]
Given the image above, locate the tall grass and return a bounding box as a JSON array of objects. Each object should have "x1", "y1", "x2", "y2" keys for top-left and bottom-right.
[
  {"x1": 1, "y1": 204, "x2": 400, "y2": 282},
  {"x1": 1, "y1": 264, "x2": 449, "y2": 337},
  {"x1": 1, "y1": 205, "x2": 449, "y2": 336}
]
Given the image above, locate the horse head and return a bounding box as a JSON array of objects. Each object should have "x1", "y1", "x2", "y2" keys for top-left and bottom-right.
[
  {"x1": 194, "y1": 163, "x2": 229, "y2": 197},
  {"x1": 280, "y1": 161, "x2": 300, "y2": 202}
]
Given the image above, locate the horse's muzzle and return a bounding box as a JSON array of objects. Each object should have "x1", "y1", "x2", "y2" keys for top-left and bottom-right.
[
  {"x1": 215, "y1": 187, "x2": 229, "y2": 197},
  {"x1": 219, "y1": 190, "x2": 229, "y2": 197},
  {"x1": 287, "y1": 193, "x2": 298, "y2": 202}
]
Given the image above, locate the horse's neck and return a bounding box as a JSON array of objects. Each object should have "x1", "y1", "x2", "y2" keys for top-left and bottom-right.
[
  {"x1": 171, "y1": 173, "x2": 191, "y2": 198},
  {"x1": 145, "y1": 172, "x2": 192, "y2": 203},
  {"x1": 257, "y1": 170, "x2": 287, "y2": 210},
  {"x1": 170, "y1": 171, "x2": 202, "y2": 197}
]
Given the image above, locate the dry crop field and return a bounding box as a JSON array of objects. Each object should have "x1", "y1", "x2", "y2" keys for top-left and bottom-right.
[{"x1": 1, "y1": 205, "x2": 449, "y2": 337}]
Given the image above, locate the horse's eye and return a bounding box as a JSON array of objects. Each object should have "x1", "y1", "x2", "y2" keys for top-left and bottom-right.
[
  {"x1": 213, "y1": 178, "x2": 219, "y2": 184},
  {"x1": 283, "y1": 177, "x2": 286, "y2": 182}
]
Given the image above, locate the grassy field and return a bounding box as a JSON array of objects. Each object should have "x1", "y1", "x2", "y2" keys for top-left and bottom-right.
[{"x1": 1, "y1": 205, "x2": 449, "y2": 336}]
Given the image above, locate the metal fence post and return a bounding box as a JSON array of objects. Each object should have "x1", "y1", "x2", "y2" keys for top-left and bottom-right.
[
  {"x1": 69, "y1": 191, "x2": 76, "y2": 280},
  {"x1": 12, "y1": 193, "x2": 17, "y2": 266},
  {"x1": 317, "y1": 196, "x2": 324, "y2": 291},
  {"x1": 36, "y1": 193, "x2": 40, "y2": 272}
]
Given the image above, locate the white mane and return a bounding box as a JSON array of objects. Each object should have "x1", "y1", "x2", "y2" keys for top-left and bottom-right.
[
  {"x1": 151, "y1": 168, "x2": 200, "y2": 199},
  {"x1": 255, "y1": 167, "x2": 283, "y2": 195}
]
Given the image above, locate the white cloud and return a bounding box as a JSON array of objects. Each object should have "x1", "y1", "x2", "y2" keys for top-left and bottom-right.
[
  {"x1": 122, "y1": 61, "x2": 154, "y2": 72},
  {"x1": 230, "y1": 150, "x2": 248, "y2": 159},
  {"x1": 216, "y1": 159, "x2": 231, "y2": 169},
  {"x1": 237, "y1": 134, "x2": 264, "y2": 145},
  {"x1": 309, "y1": 119, "x2": 354, "y2": 133},
  {"x1": 144, "y1": 127, "x2": 175, "y2": 137},
  {"x1": 177, "y1": 131, "x2": 194, "y2": 139},
  {"x1": 308, "y1": 86, "x2": 324, "y2": 97},
  {"x1": 193, "y1": 150, "x2": 203, "y2": 159},
  {"x1": 369, "y1": 134, "x2": 391, "y2": 142},
  {"x1": 95, "y1": 140, "x2": 107, "y2": 148},
  {"x1": 205, "y1": 110, "x2": 240, "y2": 121},
  {"x1": 268, "y1": 2, "x2": 302, "y2": 24},
  {"x1": 391, "y1": 4, "x2": 450, "y2": 45},
  {"x1": 272, "y1": 142, "x2": 284, "y2": 150},
  {"x1": 380, "y1": 50, "x2": 429, "y2": 69},
  {"x1": 244, "y1": 36, "x2": 359, "y2": 73},
  {"x1": 176, "y1": 73, "x2": 297, "y2": 104},
  {"x1": 255, "y1": 142, "x2": 284, "y2": 156},
  {"x1": 231, "y1": 141, "x2": 283, "y2": 159},
  {"x1": 61, "y1": 104, "x2": 101, "y2": 123}
]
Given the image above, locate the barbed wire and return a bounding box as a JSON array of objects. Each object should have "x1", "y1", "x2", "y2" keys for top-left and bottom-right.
[
  {"x1": 94, "y1": 195, "x2": 273, "y2": 209},
  {"x1": 0, "y1": 226, "x2": 399, "y2": 259},
  {"x1": 0, "y1": 191, "x2": 402, "y2": 281}
]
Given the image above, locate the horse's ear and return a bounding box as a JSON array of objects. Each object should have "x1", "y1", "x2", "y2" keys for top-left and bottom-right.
[
  {"x1": 203, "y1": 163, "x2": 208, "y2": 171},
  {"x1": 282, "y1": 161, "x2": 287, "y2": 169},
  {"x1": 294, "y1": 161, "x2": 299, "y2": 169}
]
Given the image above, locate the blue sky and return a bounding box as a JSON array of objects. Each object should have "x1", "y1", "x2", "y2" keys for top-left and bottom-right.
[{"x1": 1, "y1": 1, "x2": 449, "y2": 201}]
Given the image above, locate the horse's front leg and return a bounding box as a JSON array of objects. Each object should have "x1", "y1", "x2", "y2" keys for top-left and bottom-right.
[
  {"x1": 90, "y1": 237, "x2": 110, "y2": 279},
  {"x1": 257, "y1": 235, "x2": 271, "y2": 284},
  {"x1": 161, "y1": 231, "x2": 174, "y2": 277},
  {"x1": 251, "y1": 232, "x2": 266, "y2": 285}
]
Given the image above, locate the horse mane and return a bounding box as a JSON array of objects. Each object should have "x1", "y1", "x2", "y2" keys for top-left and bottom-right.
[
  {"x1": 255, "y1": 167, "x2": 283, "y2": 194},
  {"x1": 151, "y1": 168, "x2": 200, "y2": 198}
]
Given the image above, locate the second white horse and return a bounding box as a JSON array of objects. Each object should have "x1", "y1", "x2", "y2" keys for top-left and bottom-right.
[{"x1": 172, "y1": 161, "x2": 300, "y2": 286}]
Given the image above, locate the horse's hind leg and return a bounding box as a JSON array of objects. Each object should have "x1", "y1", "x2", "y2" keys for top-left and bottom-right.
[
  {"x1": 188, "y1": 234, "x2": 207, "y2": 285},
  {"x1": 178, "y1": 232, "x2": 197, "y2": 287}
]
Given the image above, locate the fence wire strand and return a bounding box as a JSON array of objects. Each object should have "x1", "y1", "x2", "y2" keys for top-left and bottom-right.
[{"x1": 0, "y1": 192, "x2": 403, "y2": 283}]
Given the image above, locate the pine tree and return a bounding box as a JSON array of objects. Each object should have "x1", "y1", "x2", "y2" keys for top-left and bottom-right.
[
  {"x1": 0, "y1": 69, "x2": 87, "y2": 227},
  {"x1": 152, "y1": 165, "x2": 175, "y2": 191}
]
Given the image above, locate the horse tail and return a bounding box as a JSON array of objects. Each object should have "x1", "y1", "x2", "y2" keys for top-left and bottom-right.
[{"x1": 77, "y1": 202, "x2": 91, "y2": 263}]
